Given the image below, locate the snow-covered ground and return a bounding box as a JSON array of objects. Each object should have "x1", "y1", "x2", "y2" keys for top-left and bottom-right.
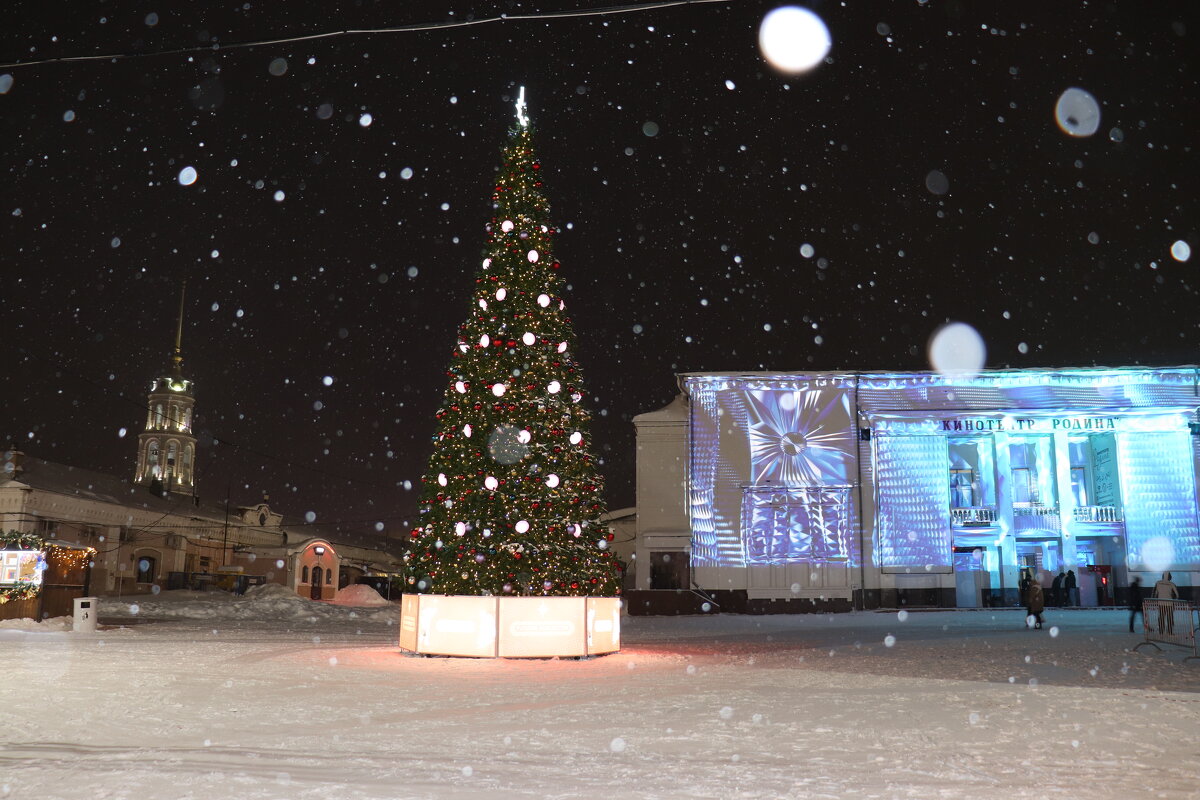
[{"x1": 2, "y1": 587, "x2": 1197, "y2": 799}]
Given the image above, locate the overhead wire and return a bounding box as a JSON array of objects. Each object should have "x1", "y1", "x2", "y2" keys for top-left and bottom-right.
[{"x1": 0, "y1": 0, "x2": 730, "y2": 70}]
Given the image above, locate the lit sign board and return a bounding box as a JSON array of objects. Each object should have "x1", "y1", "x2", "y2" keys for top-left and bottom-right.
[
  {"x1": 399, "y1": 595, "x2": 621, "y2": 658},
  {"x1": 0, "y1": 550, "x2": 44, "y2": 586}
]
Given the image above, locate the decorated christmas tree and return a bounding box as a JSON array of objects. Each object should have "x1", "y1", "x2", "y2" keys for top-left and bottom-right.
[{"x1": 403, "y1": 89, "x2": 621, "y2": 598}]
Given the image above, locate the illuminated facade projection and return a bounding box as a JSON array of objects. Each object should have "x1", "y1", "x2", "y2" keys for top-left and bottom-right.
[{"x1": 655, "y1": 367, "x2": 1200, "y2": 611}]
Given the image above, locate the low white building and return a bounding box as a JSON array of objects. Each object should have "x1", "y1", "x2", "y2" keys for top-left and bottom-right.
[{"x1": 634, "y1": 367, "x2": 1200, "y2": 612}]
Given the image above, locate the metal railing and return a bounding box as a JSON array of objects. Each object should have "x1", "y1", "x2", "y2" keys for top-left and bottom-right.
[
  {"x1": 1072, "y1": 506, "x2": 1124, "y2": 523},
  {"x1": 950, "y1": 507, "x2": 998, "y2": 525},
  {"x1": 1134, "y1": 599, "x2": 1199, "y2": 662},
  {"x1": 1013, "y1": 504, "x2": 1059, "y2": 517}
]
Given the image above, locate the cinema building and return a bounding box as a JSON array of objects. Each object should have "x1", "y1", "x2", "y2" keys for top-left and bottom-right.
[{"x1": 632, "y1": 367, "x2": 1199, "y2": 612}]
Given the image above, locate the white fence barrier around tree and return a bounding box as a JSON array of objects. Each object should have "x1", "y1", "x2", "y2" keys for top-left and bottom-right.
[{"x1": 1134, "y1": 599, "x2": 1199, "y2": 662}]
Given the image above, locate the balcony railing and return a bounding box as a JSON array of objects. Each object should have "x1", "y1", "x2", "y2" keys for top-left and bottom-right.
[
  {"x1": 1013, "y1": 504, "x2": 1059, "y2": 517},
  {"x1": 1072, "y1": 506, "x2": 1123, "y2": 523},
  {"x1": 950, "y1": 507, "x2": 997, "y2": 525}
]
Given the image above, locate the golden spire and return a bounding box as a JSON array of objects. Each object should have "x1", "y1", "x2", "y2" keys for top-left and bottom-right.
[{"x1": 171, "y1": 280, "x2": 186, "y2": 379}]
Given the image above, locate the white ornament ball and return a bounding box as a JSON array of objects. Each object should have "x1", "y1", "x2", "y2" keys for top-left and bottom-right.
[
  {"x1": 455, "y1": 380, "x2": 467, "y2": 393},
  {"x1": 455, "y1": 522, "x2": 467, "y2": 536},
  {"x1": 557, "y1": 341, "x2": 567, "y2": 353},
  {"x1": 547, "y1": 380, "x2": 561, "y2": 394},
  {"x1": 479, "y1": 334, "x2": 490, "y2": 347},
  {"x1": 496, "y1": 288, "x2": 507, "y2": 301},
  {"x1": 546, "y1": 474, "x2": 560, "y2": 488},
  {"x1": 484, "y1": 476, "x2": 498, "y2": 490},
  {"x1": 492, "y1": 383, "x2": 506, "y2": 397},
  {"x1": 515, "y1": 520, "x2": 530, "y2": 534},
  {"x1": 517, "y1": 429, "x2": 532, "y2": 444},
  {"x1": 437, "y1": 473, "x2": 448, "y2": 487},
  {"x1": 569, "y1": 432, "x2": 583, "y2": 445},
  {"x1": 537, "y1": 294, "x2": 551, "y2": 308},
  {"x1": 482, "y1": 258, "x2": 492, "y2": 269},
  {"x1": 522, "y1": 332, "x2": 536, "y2": 346},
  {"x1": 501, "y1": 219, "x2": 514, "y2": 232},
  {"x1": 527, "y1": 250, "x2": 539, "y2": 263},
  {"x1": 462, "y1": 424, "x2": 472, "y2": 438},
  {"x1": 478, "y1": 299, "x2": 488, "y2": 310}
]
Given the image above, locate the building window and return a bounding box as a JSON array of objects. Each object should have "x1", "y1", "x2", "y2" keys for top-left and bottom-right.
[
  {"x1": 947, "y1": 439, "x2": 996, "y2": 509},
  {"x1": 1009, "y1": 438, "x2": 1056, "y2": 508},
  {"x1": 325, "y1": 568, "x2": 332, "y2": 585},
  {"x1": 302, "y1": 565, "x2": 309, "y2": 583},
  {"x1": 136, "y1": 556, "x2": 156, "y2": 583}
]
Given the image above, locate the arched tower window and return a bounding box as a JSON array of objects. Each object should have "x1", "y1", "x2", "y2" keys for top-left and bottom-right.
[
  {"x1": 302, "y1": 565, "x2": 309, "y2": 583},
  {"x1": 166, "y1": 441, "x2": 178, "y2": 477},
  {"x1": 183, "y1": 444, "x2": 194, "y2": 484},
  {"x1": 154, "y1": 404, "x2": 165, "y2": 428},
  {"x1": 147, "y1": 440, "x2": 160, "y2": 478}
]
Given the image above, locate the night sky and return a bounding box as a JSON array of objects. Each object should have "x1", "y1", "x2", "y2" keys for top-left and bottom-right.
[{"x1": 3, "y1": 1, "x2": 1196, "y2": 545}]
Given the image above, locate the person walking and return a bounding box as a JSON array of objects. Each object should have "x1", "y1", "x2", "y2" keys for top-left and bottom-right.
[
  {"x1": 1128, "y1": 576, "x2": 1143, "y2": 633},
  {"x1": 1019, "y1": 570, "x2": 1031, "y2": 608},
  {"x1": 1065, "y1": 569, "x2": 1078, "y2": 607},
  {"x1": 1051, "y1": 571, "x2": 1064, "y2": 607},
  {"x1": 1026, "y1": 575, "x2": 1045, "y2": 629},
  {"x1": 1153, "y1": 572, "x2": 1179, "y2": 634}
]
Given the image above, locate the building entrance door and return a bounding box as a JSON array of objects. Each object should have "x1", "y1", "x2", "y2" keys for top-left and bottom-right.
[
  {"x1": 311, "y1": 566, "x2": 323, "y2": 600},
  {"x1": 953, "y1": 546, "x2": 993, "y2": 607}
]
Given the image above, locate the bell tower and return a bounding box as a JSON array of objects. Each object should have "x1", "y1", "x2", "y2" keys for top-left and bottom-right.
[{"x1": 134, "y1": 283, "x2": 197, "y2": 494}]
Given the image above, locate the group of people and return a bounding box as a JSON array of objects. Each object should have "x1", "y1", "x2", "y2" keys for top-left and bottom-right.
[
  {"x1": 1020, "y1": 569, "x2": 1181, "y2": 633},
  {"x1": 1049, "y1": 569, "x2": 1079, "y2": 607}
]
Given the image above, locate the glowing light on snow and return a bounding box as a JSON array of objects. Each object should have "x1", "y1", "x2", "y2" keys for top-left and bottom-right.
[
  {"x1": 643, "y1": 121, "x2": 659, "y2": 137},
  {"x1": 547, "y1": 380, "x2": 562, "y2": 394},
  {"x1": 557, "y1": 341, "x2": 568, "y2": 353},
  {"x1": 110, "y1": 237, "x2": 121, "y2": 248},
  {"x1": 492, "y1": 383, "x2": 506, "y2": 397},
  {"x1": 725, "y1": 79, "x2": 736, "y2": 90},
  {"x1": 268, "y1": 58, "x2": 288, "y2": 76},
  {"x1": 455, "y1": 381, "x2": 467, "y2": 393},
  {"x1": 0, "y1": 74, "x2": 11, "y2": 94},
  {"x1": 63, "y1": 110, "x2": 76, "y2": 122},
  {"x1": 800, "y1": 243, "x2": 815, "y2": 258},
  {"x1": 484, "y1": 476, "x2": 498, "y2": 490},
  {"x1": 437, "y1": 473, "x2": 447, "y2": 486},
  {"x1": 1054, "y1": 88, "x2": 1101, "y2": 137},
  {"x1": 178, "y1": 166, "x2": 198, "y2": 186},
  {"x1": 501, "y1": 219, "x2": 514, "y2": 232},
  {"x1": 537, "y1": 294, "x2": 551, "y2": 307},
  {"x1": 462, "y1": 424, "x2": 472, "y2": 438},
  {"x1": 758, "y1": 6, "x2": 832, "y2": 74},
  {"x1": 514, "y1": 520, "x2": 530, "y2": 534},
  {"x1": 322, "y1": 375, "x2": 333, "y2": 386},
  {"x1": 455, "y1": 522, "x2": 467, "y2": 536},
  {"x1": 928, "y1": 322, "x2": 986, "y2": 378},
  {"x1": 528, "y1": 249, "x2": 539, "y2": 263},
  {"x1": 118, "y1": 427, "x2": 127, "y2": 438},
  {"x1": 479, "y1": 334, "x2": 490, "y2": 347},
  {"x1": 400, "y1": 167, "x2": 413, "y2": 180},
  {"x1": 496, "y1": 288, "x2": 507, "y2": 300},
  {"x1": 546, "y1": 473, "x2": 560, "y2": 488},
  {"x1": 569, "y1": 432, "x2": 583, "y2": 445},
  {"x1": 304, "y1": 511, "x2": 316, "y2": 523},
  {"x1": 884, "y1": 635, "x2": 896, "y2": 648},
  {"x1": 522, "y1": 332, "x2": 536, "y2": 346},
  {"x1": 1171, "y1": 240, "x2": 1191, "y2": 262},
  {"x1": 210, "y1": 249, "x2": 219, "y2": 258},
  {"x1": 274, "y1": 190, "x2": 285, "y2": 202},
  {"x1": 359, "y1": 113, "x2": 373, "y2": 127},
  {"x1": 610, "y1": 737, "x2": 626, "y2": 753}
]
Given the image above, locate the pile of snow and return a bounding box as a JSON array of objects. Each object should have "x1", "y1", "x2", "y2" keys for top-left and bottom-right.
[
  {"x1": 98, "y1": 586, "x2": 398, "y2": 624},
  {"x1": 329, "y1": 583, "x2": 393, "y2": 607},
  {"x1": 0, "y1": 614, "x2": 72, "y2": 631}
]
